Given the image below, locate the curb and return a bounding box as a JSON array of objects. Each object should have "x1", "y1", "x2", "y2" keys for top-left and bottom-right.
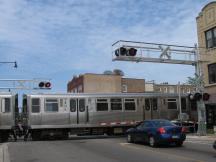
[{"x1": 0, "y1": 144, "x2": 10, "y2": 162}]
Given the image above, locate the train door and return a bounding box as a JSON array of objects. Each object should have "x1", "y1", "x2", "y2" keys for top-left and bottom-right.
[
  {"x1": 77, "y1": 98, "x2": 87, "y2": 124},
  {"x1": 0, "y1": 97, "x2": 13, "y2": 126},
  {"x1": 69, "y1": 98, "x2": 88, "y2": 124},
  {"x1": 144, "y1": 98, "x2": 158, "y2": 120},
  {"x1": 29, "y1": 98, "x2": 42, "y2": 125}
]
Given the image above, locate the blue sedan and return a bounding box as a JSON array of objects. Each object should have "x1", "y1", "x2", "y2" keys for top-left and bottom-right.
[{"x1": 126, "y1": 119, "x2": 186, "y2": 147}]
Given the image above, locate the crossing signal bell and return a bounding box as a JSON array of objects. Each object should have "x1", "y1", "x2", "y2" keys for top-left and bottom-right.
[
  {"x1": 188, "y1": 93, "x2": 210, "y2": 101},
  {"x1": 115, "y1": 47, "x2": 137, "y2": 57},
  {"x1": 38, "y1": 82, "x2": 51, "y2": 89}
]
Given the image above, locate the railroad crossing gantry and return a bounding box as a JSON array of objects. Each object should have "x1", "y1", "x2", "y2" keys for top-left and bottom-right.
[
  {"x1": 112, "y1": 40, "x2": 208, "y2": 135},
  {"x1": 0, "y1": 79, "x2": 52, "y2": 90}
]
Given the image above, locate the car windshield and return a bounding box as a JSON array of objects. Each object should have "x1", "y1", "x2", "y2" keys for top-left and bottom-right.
[{"x1": 152, "y1": 120, "x2": 175, "y2": 127}]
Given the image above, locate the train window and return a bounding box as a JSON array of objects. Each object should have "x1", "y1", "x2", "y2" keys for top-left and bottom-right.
[
  {"x1": 4, "y1": 98, "x2": 10, "y2": 113},
  {"x1": 124, "y1": 99, "x2": 136, "y2": 111},
  {"x1": 167, "y1": 98, "x2": 177, "y2": 109},
  {"x1": 70, "y1": 99, "x2": 76, "y2": 112},
  {"x1": 32, "y1": 98, "x2": 40, "y2": 113},
  {"x1": 45, "y1": 99, "x2": 58, "y2": 112},
  {"x1": 96, "y1": 99, "x2": 108, "y2": 111},
  {"x1": 111, "y1": 98, "x2": 122, "y2": 111},
  {"x1": 79, "y1": 99, "x2": 85, "y2": 112}
]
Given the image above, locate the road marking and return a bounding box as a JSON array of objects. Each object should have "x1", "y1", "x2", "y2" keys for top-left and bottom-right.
[{"x1": 120, "y1": 143, "x2": 205, "y2": 162}]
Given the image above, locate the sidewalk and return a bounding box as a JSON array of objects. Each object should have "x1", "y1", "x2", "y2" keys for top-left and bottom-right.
[
  {"x1": 0, "y1": 144, "x2": 10, "y2": 162},
  {"x1": 187, "y1": 133, "x2": 216, "y2": 140}
]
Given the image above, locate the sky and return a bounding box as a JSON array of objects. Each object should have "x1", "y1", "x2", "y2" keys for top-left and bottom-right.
[{"x1": 0, "y1": 0, "x2": 213, "y2": 93}]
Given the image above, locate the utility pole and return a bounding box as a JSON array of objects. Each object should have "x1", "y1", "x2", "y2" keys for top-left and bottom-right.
[{"x1": 194, "y1": 44, "x2": 206, "y2": 136}]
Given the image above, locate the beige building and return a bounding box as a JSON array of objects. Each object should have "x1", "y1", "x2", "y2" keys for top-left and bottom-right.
[
  {"x1": 154, "y1": 83, "x2": 195, "y2": 94},
  {"x1": 196, "y1": 1, "x2": 216, "y2": 128},
  {"x1": 67, "y1": 73, "x2": 145, "y2": 93}
]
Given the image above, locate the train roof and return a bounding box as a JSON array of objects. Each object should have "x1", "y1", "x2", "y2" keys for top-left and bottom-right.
[
  {"x1": 24, "y1": 92, "x2": 188, "y2": 98},
  {"x1": 0, "y1": 92, "x2": 17, "y2": 96}
]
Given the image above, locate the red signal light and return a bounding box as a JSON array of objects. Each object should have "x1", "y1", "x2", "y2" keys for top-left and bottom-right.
[
  {"x1": 203, "y1": 93, "x2": 210, "y2": 101},
  {"x1": 45, "y1": 82, "x2": 51, "y2": 88},
  {"x1": 38, "y1": 81, "x2": 51, "y2": 89}
]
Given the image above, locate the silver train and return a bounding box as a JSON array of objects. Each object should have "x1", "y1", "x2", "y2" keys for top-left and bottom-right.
[
  {"x1": 0, "y1": 92, "x2": 194, "y2": 141},
  {"x1": 0, "y1": 93, "x2": 18, "y2": 142}
]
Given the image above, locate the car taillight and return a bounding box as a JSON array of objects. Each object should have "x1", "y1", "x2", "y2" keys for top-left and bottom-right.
[
  {"x1": 181, "y1": 127, "x2": 187, "y2": 133},
  {"x1": 157, "y1": 127, "x2": 166, "y2": 134}
]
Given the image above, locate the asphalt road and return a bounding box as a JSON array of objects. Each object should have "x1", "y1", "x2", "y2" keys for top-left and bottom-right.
[{"x1": 7, "y1": 136, "x2": 216, "y2": 162}]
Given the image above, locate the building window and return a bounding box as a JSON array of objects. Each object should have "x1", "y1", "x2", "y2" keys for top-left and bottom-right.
[
  {"x1": 208, "y1": 63, "x2": 216, "y2": 84},
  {"x1": 32, "y1": 98, "x2": 40, "y2": 113},
  {"x1": 124, "y1": 98, "x2": 136, "y2": 111},
  {"x1": 205, "y1": 27, "x2": 216, "y2": 48},
  {"x1": 96, "y1": 99, "x2": 108, "y2": 111},
  {"x1": 167, "y1": 98, "x2": 177, "y2": 109},
  {"x1": 45, "y1": 99, "x2": 58, "y2": 112},
  {"x1": 122, "y1": 84, "x2": 127, "y2": 92},
  {"x1": 111, "y1": 98, "x2": 122, "y2": 111}
]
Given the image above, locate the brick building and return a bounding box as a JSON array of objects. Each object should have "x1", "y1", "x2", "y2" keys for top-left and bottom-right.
[
  {"x1": 67, "y1": 73, "x2": 145, "y2": 93},
  {"x1": 196, "y1": 1, "x2": 216, "y2": 128}
]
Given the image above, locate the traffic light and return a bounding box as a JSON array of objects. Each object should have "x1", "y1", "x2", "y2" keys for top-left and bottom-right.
[
  {"x1": 188, "y1": 93, "x2": 210, "y2": 101},
  {"x1": 115, "y1": 47, "x2": 137, "y2": 57},
  {"x1": 38, "y1": 81, "x2": 51, "y2": 89},
  {"x1": 203, "y1": 93, "x2": 210, "y2": 101}
]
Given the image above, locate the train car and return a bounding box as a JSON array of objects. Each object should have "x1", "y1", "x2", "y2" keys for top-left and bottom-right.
[
  {"x1": 23, "y1": 92, "x2": 190, "y2": 140},
  {"x1": 0, "y1": 92, "x2": 18, "y2": 142}
]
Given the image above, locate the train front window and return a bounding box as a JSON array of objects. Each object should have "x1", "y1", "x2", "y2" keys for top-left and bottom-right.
[
  {"x1": 45, "y1": 99, "x2": 58, "y2": 112},
  {"x1": 70, "y1": 99, "x2": 76, "y2": 112},
  {"x1": 4, "y1": 98, "x2": 10, "y2": 113},
  {"x1": 124, "y1": 98, "x2": 136, "y2": 111},
  {"x1": 111, "y1": 98, "x2": 122, "y2": 111},
  {"x1": 32, "y1": 98, "x2": 40, "y2": 113},
  {"x1": 96, "y1": 99, "x2": 108, "y2": 111}
]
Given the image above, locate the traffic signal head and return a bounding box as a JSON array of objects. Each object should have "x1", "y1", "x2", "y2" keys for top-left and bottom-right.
[
  {"x1": 38, "y1": 81, "x2": 51, "y2": 89},
  {"x1": 188, "y1": 92, "x2": 210, "y2": 101},
  {"x1": 115, "y1": 47, "x2": 137, "y2": 57},
  {"x1": 203, "y1": 93, "x2": 210, "y2": 101},
  {"x1": 194, "y1": 93, "x2": 202, "y2": 101},
  {"x1": 128, "y1": 48, "x2": 137, "y2": 56}
]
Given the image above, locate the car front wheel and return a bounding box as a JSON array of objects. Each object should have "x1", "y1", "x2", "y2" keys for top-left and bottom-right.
[{"x1": 127, "y1": 134, "x2": 134, "y2": 143}]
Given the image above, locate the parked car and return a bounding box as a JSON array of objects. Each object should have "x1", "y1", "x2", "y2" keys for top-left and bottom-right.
[
  {"x1": 213, "y1": 141, "x2": 216, "y2": 150},
  {"x1": 171, "y1": 120, "x2": 198, "y2": 133},
  {"x1": 126, "y1": 119, "x2": 186, "y2": 147}
]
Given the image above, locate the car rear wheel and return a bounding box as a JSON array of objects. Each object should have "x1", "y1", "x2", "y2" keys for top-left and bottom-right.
[
  {"x1": 127, "y1": 134, "x2": 134, "y2": 143},
  {"x1": 149, "y1": 136, "x2": 157, "y2": 147}
]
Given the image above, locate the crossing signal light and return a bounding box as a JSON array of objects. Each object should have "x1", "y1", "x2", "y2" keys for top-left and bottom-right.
[
  {"x1": 115, "y1": 47, "x2": 137, "y2": 57},
  {"x1": 203, "y1": 93, "x2": 210, "y2": 101},
  {"x1": 38, "y1": 81, "x2": 51, "y2": 89},
  {"x1": 188, "y1": 93, "x2": 210, "y2": 101}
]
